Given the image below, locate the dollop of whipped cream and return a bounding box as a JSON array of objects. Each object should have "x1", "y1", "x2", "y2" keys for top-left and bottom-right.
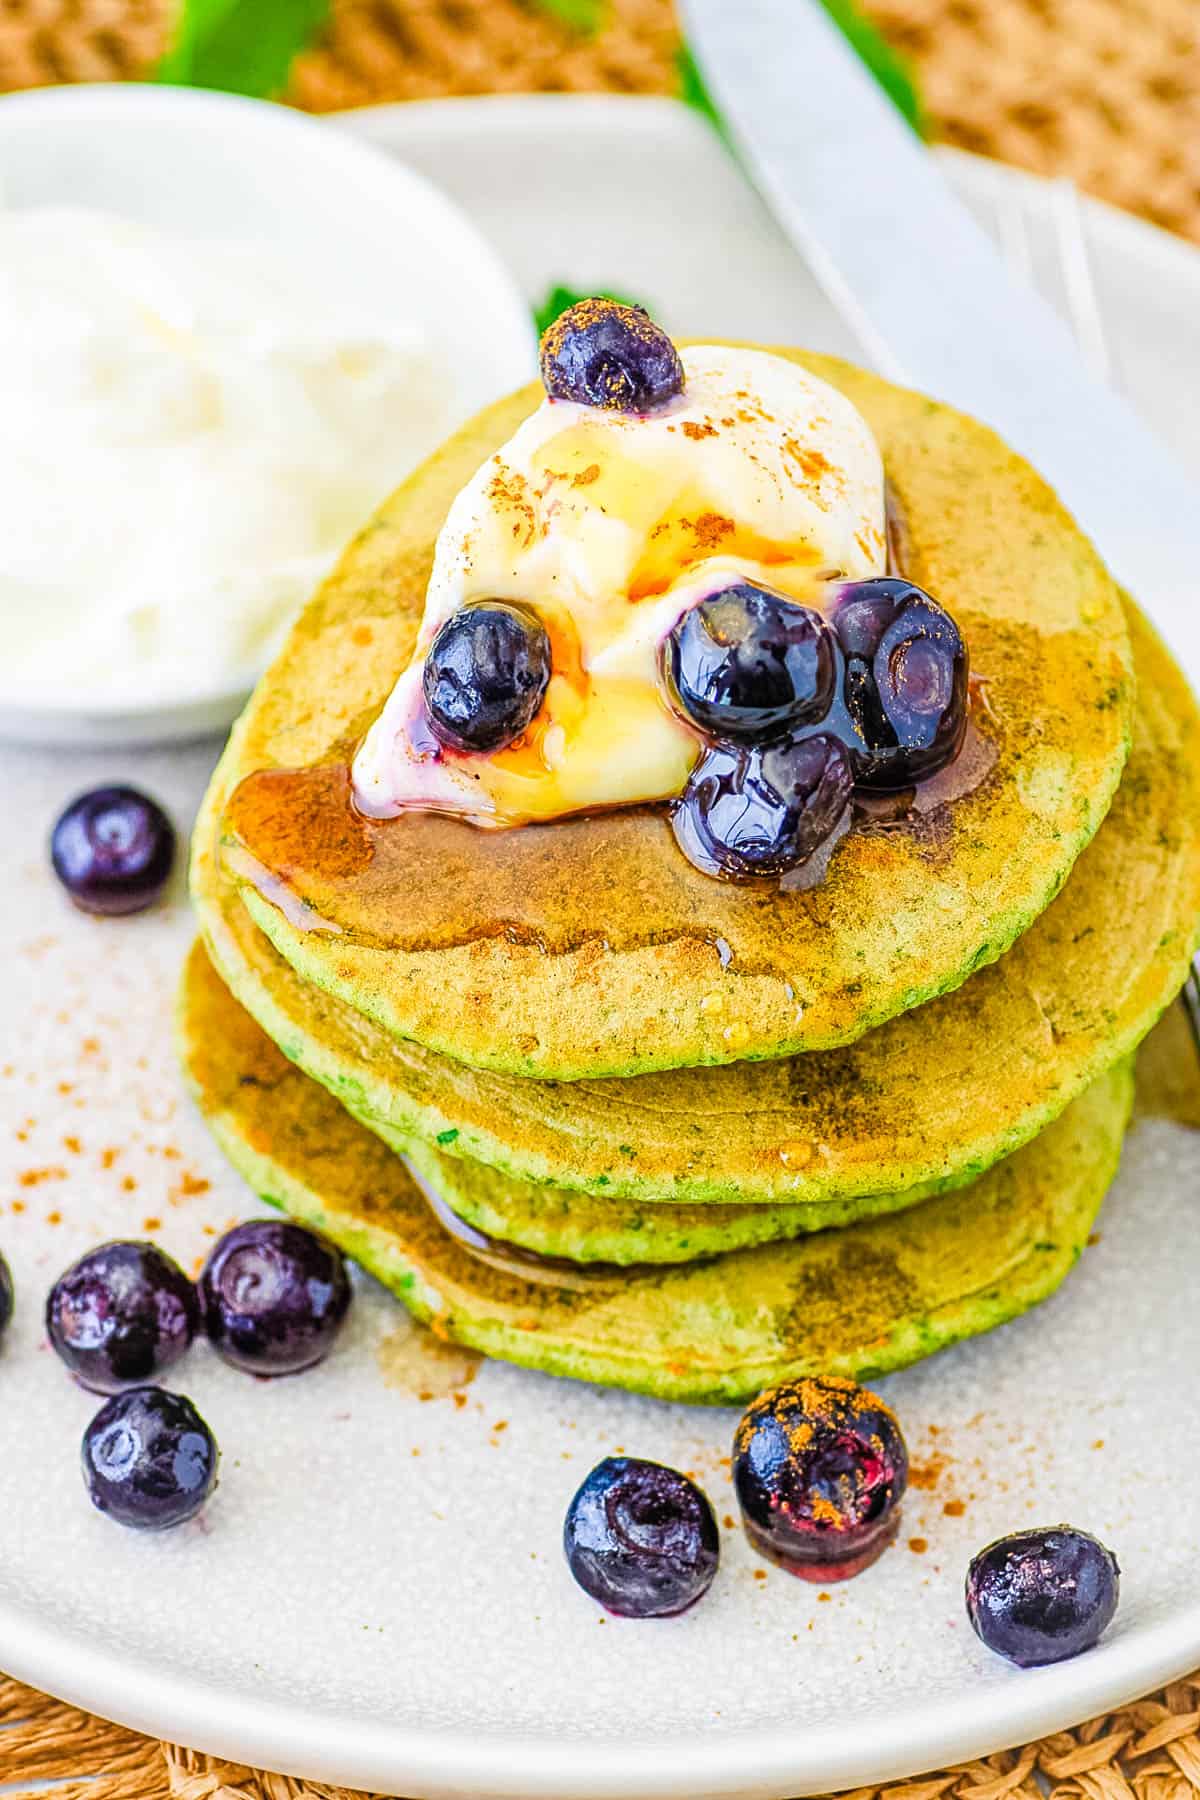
[{"x1": 352, "y1": 345, "x2": 886, "y2": 826}]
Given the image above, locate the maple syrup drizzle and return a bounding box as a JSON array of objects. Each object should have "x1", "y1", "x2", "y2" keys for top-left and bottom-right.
[{"x1": 405, "y1": 1158, "x2": 659, "y2": 1288}]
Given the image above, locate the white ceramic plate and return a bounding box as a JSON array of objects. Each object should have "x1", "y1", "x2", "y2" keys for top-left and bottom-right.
[
  {"x1": 0, "y1": 95, "x2": 1197, "y2": 1800},
  {"x1": 0, "y1": 85, "x2": 535, "y2": 749}
]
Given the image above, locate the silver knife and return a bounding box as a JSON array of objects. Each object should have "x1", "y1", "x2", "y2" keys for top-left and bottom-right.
[{"x1": 681, "y1": 0, "x2": 1200, "y2": 698}]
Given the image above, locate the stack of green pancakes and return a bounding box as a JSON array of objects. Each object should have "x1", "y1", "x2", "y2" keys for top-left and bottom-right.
[{"x1": 181, "y1": 348, "x2": 1200, "y2": 1405}]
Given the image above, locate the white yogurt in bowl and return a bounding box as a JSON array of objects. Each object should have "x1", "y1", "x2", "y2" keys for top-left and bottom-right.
[
  {"x1": 0, "y1": 85, "x2": 535, "y2": 745},
  {"x1": 2, "y1": 207, "x2": 461, "y2": 708}
]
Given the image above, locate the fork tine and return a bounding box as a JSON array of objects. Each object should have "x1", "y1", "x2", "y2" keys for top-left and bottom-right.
[
  {"x1": 993, "y1": 178, "x2": 1112, "y2": 387},
  {"x1": 1184, "y1": 956, "x2": 1200, "y2": 1064},
  {"x1": 1047, "y1": 178, "x2": 1112, "y2": 384},
  {"x1": 995, "y1": 187, "x2": 1035, "y2": 287}
]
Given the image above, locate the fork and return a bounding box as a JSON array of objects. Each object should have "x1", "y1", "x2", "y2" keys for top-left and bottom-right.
[{"x1": 984, "y1": 172, "x2": 1200, "y2": 1062}]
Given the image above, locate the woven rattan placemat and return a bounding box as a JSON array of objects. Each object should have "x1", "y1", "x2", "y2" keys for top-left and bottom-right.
[
  {"x1": 7, "y1": 1664, "x2": 1200, "y2": 1799},
  {"x1": 1, "y1": 1, "x2": 1198, "y2": 1791},
  {"x1": 0, "y1": 0, "x2": 1197, "y2": 240}
]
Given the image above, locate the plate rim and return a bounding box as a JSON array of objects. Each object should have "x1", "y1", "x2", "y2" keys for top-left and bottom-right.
[
  {"x1": 4, "y1": 1571, "x2": 1200, "y2": 1799},
  {"x1": 4, "y1": 91, "x2": 1198, "y2": 1799},
  {"x1": 339, "y1": 89, "x2": 1200, "y2": 293}
]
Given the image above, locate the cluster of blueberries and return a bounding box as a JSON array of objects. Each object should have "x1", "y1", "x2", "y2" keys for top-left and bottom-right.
[
  {"x1": 662, "y1": 575, "x2": 967, "y2": 877},
  {"x1": 419, "y1": 298, "x2": 969, "y2": 879},
  {"x1": 0, "y1": 1223, "x2": 350, "y2": 1530},
  {"x1": 0, "y1": 1229, "x2": 1123, "y2": 1668},
  {"x1": 564, "y1": 1375, "x2": 1121, "y2": 1670}
]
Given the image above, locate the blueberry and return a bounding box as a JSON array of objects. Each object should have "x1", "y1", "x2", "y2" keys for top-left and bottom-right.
[
  {"x1": 733, "y1": 1375, "x2": 908, "y2": 1581},
  {"x1": 82, "y1": 1385, "x2": 217, "y2": 1531},
  {"x1": 564, "y1": 1456, "x2": 719, "y2": 1617},
  {"x1": 540, "y1": 298, "x2": 684, "y2": 412},
  {"x1": 0, "y1": 1250, "x2": 12, "y2": 1339},
  {"x1": 46, "y1": 1241, "x2": 200, "y2": 1395},
  {"x1": 51, "y1": 786, "x2": 175, "y2": 916},
  {"x1": 673, "y1": 733, "x2": 852, "y2": 880},
  {"x1": 966, "y1": 1526, "x2": 1120, "y2": 1667},
  {"x1": 827, "y1": 578, "x2": 968, "y2": 790},
  {"x1": 423, "y1": 603, "x2": 551, "y2": 754},
  {"x1": 200, "y1": 1219, "x2": 351, "y2": 1377},
  {"x1": 661, "y1": 583, "x2": 838, "y2": 742}
]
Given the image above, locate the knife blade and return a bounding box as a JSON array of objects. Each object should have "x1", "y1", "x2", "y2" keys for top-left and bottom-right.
[{"x1": 681, "y1": 0, "x2": 1200, "y2": 695}]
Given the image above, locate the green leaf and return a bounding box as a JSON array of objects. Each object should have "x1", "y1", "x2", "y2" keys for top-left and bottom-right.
[
  {"x1": 530, "y1": 0, "x2": 607, "y2": 34},
  {"x1": 155, "y1": 0, "x2": 240, "y2": 83},
  {"x1": 156, "y1": 0, "x2": 330, "y2": 97},
  {"x1": 675, "y1": 44, "x2": 729, "y2": 143},
  {"x1": 532, "y1": 283, "x2": 647, "y2": 338},
  {"x1": 677, "y1": 5, "x2": 922, "y2": 140}
]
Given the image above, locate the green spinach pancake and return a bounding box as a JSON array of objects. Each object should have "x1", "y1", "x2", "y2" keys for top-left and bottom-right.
[{"x1": 178, "y1": 941, "x2": 1132, "y2": 1406}]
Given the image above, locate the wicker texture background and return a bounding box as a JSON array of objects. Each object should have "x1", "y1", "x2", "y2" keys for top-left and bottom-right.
[
  {"x1": 8, "y1": 1668, "x2": 1200, "y2": 1800},
  {"x1": 863, "y1": 0, "x2": 1200, "y2": 243},
  {"x1": 0, "y1": 0, "x2": 1198, "y2": 1792},
  {"x1": 0, "y1": 0, "x2": 1198, "y2": 240}
]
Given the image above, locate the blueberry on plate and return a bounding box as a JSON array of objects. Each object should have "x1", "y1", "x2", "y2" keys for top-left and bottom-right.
[
  {"x1": 50, "y1": 786, "x2": 176, "y2": 916},
  {"x1": 966, "y1": 1525, "x2": 1120, "y2": 1666},
  {"x1": 733, "y1": 1375, "x2": 909, "y2": 1581},
  {"x1": 827, "y1": 578, "x2": 968, "y2": 790},
  {"x1": 200, "y1": 1219, "x2": 352, "y2": 1377},
  {"x1": 564, "y1": 1456, "x2": 719, "y2": 1617},
  {"x1": 82, "y1": 1385, "x2": 218, "y2": 1531},
  {"x1": 661, "y1": 582, "x2": 838, "y2": 741},
  {"x1": 673, "y1": 733, "x2": 852, "y2": 880},
  {"x1": 540, "y1": 298, "x2": 684, "y2": 412},
  {"x1": 0, "y1": 1250, "x2": 12, "y2": 1339},
  {"x1": 423, "y1": 602, "x2": 551, "y2": 754},
  {"x1": 46, "y1": 1241, "x2": 200, "y2": 1395}
]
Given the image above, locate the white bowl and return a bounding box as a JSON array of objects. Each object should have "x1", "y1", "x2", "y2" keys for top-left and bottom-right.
[{"x1": 0, "y1": 83, "x2": 536, "y2": 747}]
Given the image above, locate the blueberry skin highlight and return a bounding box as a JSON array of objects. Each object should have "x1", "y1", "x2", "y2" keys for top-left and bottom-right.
[
  {"x1": 423, "y1": 603, "x2": 551, "y2": 755},
  {"x1": 966, "y1": 1526, "x2": 1120, "y2": 1667},
  {"x1": 540, "y1": 298, "x2": 684, "y2": 413},
  {"x1": 827, "y1": 578, "x2": 968, "y2": 790},
  {"x1": 200, "y1": 1219, "x2": 352, "y2": 1377},
  {"x1": 733, "y1": 1375, "x2": 909, "y2": 1581},
  {"x1": 82, "y1": 1385, "x2": 218, "y2": 1531},
  {"x1": 564, "y1": 1456, "x2": 720, "y2": 1617},
  {"x1": 46, "y1": 1241, "x2": 201, "y2": 1395},
  {"x1": 661, "y1": 582, "x2": 838, "y2": 742},
  {"x1": 673, "y1": 733, "x2": 853, "y2": 881},
  {"x1": 50, "y1": 786, "x2": 176, "y2": 916}
]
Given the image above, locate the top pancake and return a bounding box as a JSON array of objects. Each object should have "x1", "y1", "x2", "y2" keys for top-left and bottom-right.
[{"x1": 213, "y1": 347, "x2": 1133, "y2": 1079}]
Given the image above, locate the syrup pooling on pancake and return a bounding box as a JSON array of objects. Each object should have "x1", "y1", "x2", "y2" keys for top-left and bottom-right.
[{"x1": 351, "y1": 333, "x2": 888, "y2": 828}]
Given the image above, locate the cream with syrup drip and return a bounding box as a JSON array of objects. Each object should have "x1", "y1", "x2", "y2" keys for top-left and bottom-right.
[{"x1": 351, "y1": 345, "x2": 886, "y2": 827}]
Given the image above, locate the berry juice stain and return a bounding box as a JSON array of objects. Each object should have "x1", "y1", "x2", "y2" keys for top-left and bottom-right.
[{"x1": 375, "y1": 1320, "x2": 480, "y2": 1401}]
